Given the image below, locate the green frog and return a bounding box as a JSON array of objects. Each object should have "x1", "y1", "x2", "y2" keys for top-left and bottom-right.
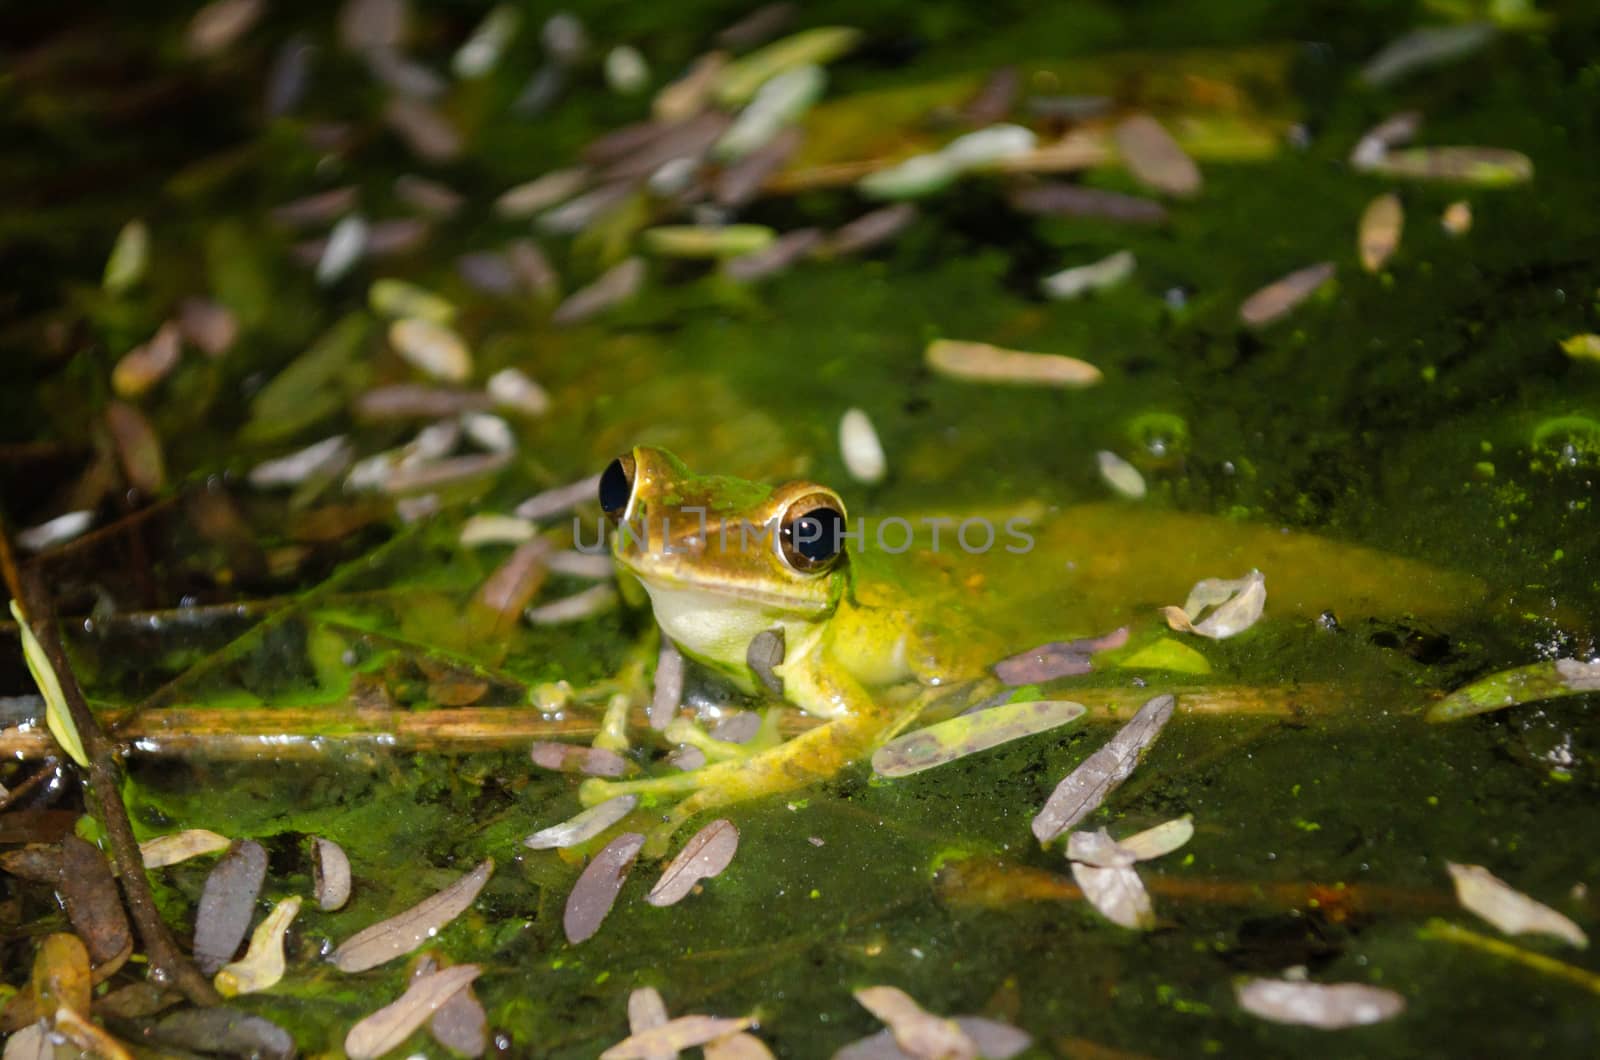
[{"x1": 576, "y1": 446, "x2": 1004, "y2": 845}]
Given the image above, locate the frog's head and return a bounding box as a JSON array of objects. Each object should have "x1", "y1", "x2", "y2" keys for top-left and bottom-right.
[{"x1": 599, "y1": 446, "x2": 848, "y2": 623}]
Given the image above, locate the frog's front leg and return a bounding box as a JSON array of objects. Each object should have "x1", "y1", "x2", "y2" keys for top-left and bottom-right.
[{"x1": 579, "y1": 655, "x2": 916, "y2": 853}]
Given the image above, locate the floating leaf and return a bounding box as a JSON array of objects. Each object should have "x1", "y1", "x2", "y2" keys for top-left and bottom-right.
[
  {"x1": 1070, "y1": 862, "x2": 1154, "y2": 929},
  {"x1": 1427, "y1": 657, "x2": 1600, "y2": 721},
  {"x1": 1096, "y1": 450, "x2": 1146, "y2": 499},
  {"x1": 1361, "y1": 23, "x2": 1494, "y2": 87},
  {"x1": 873, "y1": 700, "x2": 1086, "y2": 778},
  {"x1": 102, "y1": 219, "x2": 149, "y2": 294},
  {"x1": 112, "y1": 321, "x2": 182, "y2": 399},
  {"x1": 706, "y1": 1032, "x2": 778, "y2": 1059},
  {"x1": 925, "y1": 340, "x2": 1101, "y2": 388},
  {"x1": 647, "y1": 819, "x2": 739, "y2": 907},
  {"x1": 530, "y1": 741, "x2": 627, "y2": 777},
  {"x1": 312, "y1": 838, "x2": 352, "y2": 911},
  {"x1": 1559, "y1": 334, "x2": 1600, "y2": 362},
  {"x1": 194, "y1": 840, "x2": 268, "y2": 975},
  {"x1": 1370, "y1": 146, "x2": 1532, "y2": 186},
  {"x1": 1117, "y1": 815, "x2": 1195, "y2": 861},
  {"x1": 834, "y1": 1017, "x2": 1030, "y2": 1060},
  {"x1": 824, "y1": 204, "x2": 918, "y2": 257},
  {"x1": 370, "y1": 279, "x2": 455, "y2": 325},
  {"x1": 642, "y1": 225, "x2": 776, "y2": 258},
  {"x1": 1113, "y1": 115, "x2": 1201, "y2": 198},
  {"x1": 603, "y1": 1015, "x2": 755, "y2": 1059},
  {"x1": 1239, "y1": 262, "x2": 1335, "y2": 327},
  {"x1": 216, "y1": 896, "x2": 301, "y2": 997},
  {"x1": 332, "y1": 859, "x2": 494, "y2": 972},
  {"x1": 1032, "y1": 694, "x2": 1176, "y2": 842},
  {"x1": 525, "y1": 796, "x2": 639, "y2": 850},
  {"x1": 1441, "y1": 199, "x2": 1473, "y2": 236},
  {"x1": 389, "y1": 318, "x2": 472, "y2": 382},
  {"x1": 715, "y1": 65, "x2": 824, "y2": 160},
  {"x1": 315, "y1": 215, "x2": 368, "y2": 285},
  {"x1": 853, "y1": 986, "x2": 976, "y2": 1060},
  {"x1": 1358, "y1": 193, "x2": 1403, "y2": 272},
  {"x1": 714, "y1": 26, "x2": 860, "y2": 105},
  {"x1": 839, "y1": 408, "x2": 887, "y2": 485},
  {"x1": 15, "y1": 511, "x2": 93, "y2": 553},
  {"x1": 1447, "y1": 862, "x2": 1588, "y2": 948},
  {"x1": 10, "y1": 600, "x2": 89, "y2": 768},
  {"x1": 1349, "y1": 110, "x2": 1422, "y2": 171},
  {"x1": 1161, "y1": 570, "x2": 1266, "y2": 639},
  {"x1": 345, "y1": 964, "x2": 482, "y2": 1060},
  {"x1": 552, "y1": 257, "x2": 646, "y2": 326},
  {"x1": 1235, "y1": 978, "x2": 1405, "y2": 1029},
  {"x1": 565, "y1": 833, "x2": 644, "y2": 944},
  {"x1": 1043, "y1": 250, "x2": 1136, "y2": 301},
  {"x1": 139, "y1": 829, "x2": 231, "y2": 867},
  {"x1": 151, "y1": 1008, "x2": 295, "y2": 1060},
  {"x1": 58, "y1": 837, "x2": 132, "y2": 965}
]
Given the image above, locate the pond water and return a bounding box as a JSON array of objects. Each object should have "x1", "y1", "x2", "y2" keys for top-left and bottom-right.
[{"x1": 1, "y1": 0, "x2": 1598, "y2": 1056}]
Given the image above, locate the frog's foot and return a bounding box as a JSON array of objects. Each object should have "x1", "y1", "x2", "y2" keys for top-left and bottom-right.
[{"x1": 578, "y1": 704, "x2": 903, "y2": 856}]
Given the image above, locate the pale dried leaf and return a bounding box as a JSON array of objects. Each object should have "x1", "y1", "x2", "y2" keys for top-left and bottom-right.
[
  {"x1": 194, "y1": 840, "x2": 268, "y2": 974},
  {"x1": 345, "y1": 964, "x2": 482, "y2": 1060},
  {"x1": 565, "y1": 833, "x2": 644, "y2": 944},
  {"x1": 1113, "y1": 115, "x2": 1201, "y2": 198},
  {"x1": 602, "y1": 1016, "x2": 753, "y2": 1059},
  {"x1": 525, "y1": 795, "x2": 639, "y2": 850},
  {"x1": 1163, "y1": 571, "x2": 1266, "y2": 639},
  {"x1": 1358, "y1": 193, "x2": 1403, "y2": 273},
  {"x1": 1095, "y1": 450, "x2": 1145, "y2": 499},
  {"x1": 647, "y1": 820, "x2": 740, "y2": 907},
  {"x1": 1236, "y1": 978, "x2": 1405, "y2": 1029},
  {"x1": 332, "y1": 859, "x2": 494, "y2": 972},
  {"x1": 1071, "y1": 862, "x2": 1155, "y2": 929},
  {"x1": 1239, "y1": 263, "x2": 1335, "y2": 327},
  {"x1": 215, "y1": 896, "x2": 302, "y2": 997},
  {"x1": 873, "y1": 699, "x2": 1086, "y2": 778},
  {"x1": 139, "y1": 832, "x2": 232, "y2": 871},
  {"x1": 1064, "y1": 829, "x2": 1134, "y2": 868},
  {"x1": 840, "y1": 408, "x2": 887, "y2": 485},
  {"x1": 1032, "y1": 694, "x2": 1176, "y2": 842},
  {"x1": 925, "y1": 340, "x2": 1101, "y2": 388},
  {"x1": 1117, "y1": 815, "x2": 1195, "y2": 862},
  {"x1": 389, "y1": 318, "x2": 472, "y2": 382},
  {"x1": 853, "y1": 986, "x2": 976, "y2": 1060},
  {"x1": 312, "y1": 838, "x2": 353, "y2": 911},
  {"x1": 1448, "y1": 863, "x2": 1588, "y2": 948},
  {"x1": 705, "y1": 1032, "x2": 777, "y2": 1059}
]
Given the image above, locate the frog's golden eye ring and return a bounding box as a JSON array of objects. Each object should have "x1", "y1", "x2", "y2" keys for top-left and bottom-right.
[
  {"x1": 778, "y1": 492, "x2": 847, "y2": 574},
  {"x1": 599, "y1": 454, "x2": 636, "y2": 523}
]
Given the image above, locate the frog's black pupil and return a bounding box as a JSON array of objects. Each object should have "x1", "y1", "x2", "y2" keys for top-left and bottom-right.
[
  {"x1": 789, "y1": 507, "x2": 844, "y2": 563},
  {"x1": 599, "y1": 459, "x2": 631, "y2": 516}
]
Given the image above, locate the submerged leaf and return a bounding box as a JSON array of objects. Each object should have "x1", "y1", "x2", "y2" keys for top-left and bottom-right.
[
  {"x1": 345, "y1": 964, "x2": 482, "y2": 1060},
  {"x1": 1239, "y1": 263, "x2": 1335, "y2": 327},
  {"x1": 1428, "y1": 657, "x2": 1600, "y2": 721},
  {"x1": 332, "y1": 859, "x2": 494, "y2": 972},
  {"x1": 603, "y1": 1015, "x2": 755, "y2": 1059},
  {"x1": 565, "y1": 833, "x2": 644, "y2": 944},
  {"x1": 1370, "y1": 146, "x2": 1532, "y2": 186},
  {"x1": 525, "y1": 795, "x2": 639, "y2": 850},
  {"x1": 1113, "y1": 115, "x2": 1201, "y2": 198},
  {"x1": 926, "y1": 340, "x2": 1101, "y2": 388},
  {"x1": 10, "y1": 600, "x2": 88, "y2": 767},
  {"x1": 1162, "y1": 570, "x2": 1266, "y2": 639},
  {"x1": 1236, "y1": 978, "x2": 1405, "y2": 1029},
  {"x1": 312, "y1": 838, "x2": 352, "y2": 911},
  {"x1": 853, "y1": 986, "x2": 976, "y2": 1060},
  {"x1": 194, "y1": 840, "x2": 268, "y2": 975},
  {"x1": 139, "y1": 829, "x2": 231, "y2": 867},
  {"x1": 1447, "y1": 863, "x2": 1588, "y2": 948},
  {"x1": 1070, "y1": 862, "x2": 1154, "y2": 929},
  {"x1": 1358, "y1": 192, "x2": 1403, "y2": 272},
  {"x1": 58, "y1": 837, "x2": 132, "y2": 965},
  {"x1": 873, "y1": 700, "x2": 1086, "y2": 778},
  {"x1": 102, "y1": 219, "x2": 149, "y2": 294},
  {"x1": 647, "y1": 819, "x2": 739, "y2": 906},
  {"x1": 1032, "y1": 693, "x2": 1176, "y2": 842},
  {"x1": 215, "y1": 896, "x2": 302, "y2": 997}
]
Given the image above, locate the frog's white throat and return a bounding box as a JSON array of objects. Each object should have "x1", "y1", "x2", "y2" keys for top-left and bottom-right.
[{"x1": 640, "y1": 581, "x2": 823, "y2": 683}]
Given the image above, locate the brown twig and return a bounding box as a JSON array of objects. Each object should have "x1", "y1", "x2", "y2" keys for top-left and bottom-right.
[{"x1": 2, "y1": 522, "x2": 220, "y2": 1006}]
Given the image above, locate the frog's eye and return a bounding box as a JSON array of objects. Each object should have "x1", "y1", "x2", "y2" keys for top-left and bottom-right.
[
  {"x1": 778, "y1": 494, "x2": 847, "y2": 574},
  {"x1": 599, "y1": 454, "x2": 636, "y2": 523}
]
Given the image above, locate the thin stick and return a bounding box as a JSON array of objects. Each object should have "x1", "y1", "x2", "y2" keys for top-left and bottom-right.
[
  {"x1": 0, "y1": 684, "x2": 1371, "y2": 761},
  {"x1": 3, "y1": 528, "x2": 219, "y2": 1006}
]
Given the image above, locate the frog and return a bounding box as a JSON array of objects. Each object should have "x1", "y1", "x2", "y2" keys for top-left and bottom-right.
[{"x1": 576, "y1": 445, "x2": 1007, "y2": 848}]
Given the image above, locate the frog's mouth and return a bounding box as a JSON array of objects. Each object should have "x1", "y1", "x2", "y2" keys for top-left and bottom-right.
[{"x1": 619, "y1": 559, "x2": 836, "y2": 617}]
